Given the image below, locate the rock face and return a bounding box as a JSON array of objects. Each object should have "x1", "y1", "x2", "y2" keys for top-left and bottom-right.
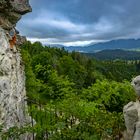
[
  {"x1": 0, "y1": 27, "x2": 29, "y2": 128},
  {"x1": 0, "y1": 0, "x2": 31, "y2": 30},
  {"x1": 131, "y1": 75, "x2": 140, "y2": 97},
  {"x1": 16, "y1": 35, "x2": 27, "y2": 46},
  {"x1": 123, "y1": 101, "x2": 139, "y2": 140},
  {"x1": 123, "y1": 75, "x2": 140, "y2": 140},
  {"x1": 0, "y1": 0, "x2": 32, "y2": 139}
]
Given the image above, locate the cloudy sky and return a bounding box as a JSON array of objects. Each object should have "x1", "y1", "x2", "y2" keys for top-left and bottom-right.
[{"x1": 17, "y1": 0, "x2": 140, "y2": 46}]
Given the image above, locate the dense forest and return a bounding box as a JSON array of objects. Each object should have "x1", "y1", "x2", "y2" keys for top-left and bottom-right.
[
  {"x1": 11, "y1": 41, "x2": 140, "y2": 139},
  {"x1": 84, "y1": 49, "x2": 140, "y2": 60}
]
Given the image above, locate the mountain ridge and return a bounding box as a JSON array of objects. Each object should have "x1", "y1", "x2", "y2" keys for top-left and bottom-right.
[{"x1": 61, "y1": 39, "x2": 140, "y2": 52}]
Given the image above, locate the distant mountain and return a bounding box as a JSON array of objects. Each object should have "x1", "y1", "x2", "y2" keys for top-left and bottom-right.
[
  {"x1": 83, "y1": 49, "x2": 140, "y2": 60},
  {"x1": 64, "y1": 39, "x2": 140, "y2": 53},
  {"x1": 46, "y1": 44, "x2": 65, "y2": 48}
]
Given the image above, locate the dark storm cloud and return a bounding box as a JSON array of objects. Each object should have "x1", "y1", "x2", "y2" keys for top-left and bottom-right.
[{"x1": 17, "y1": 0, "x2": 140, "y2": 46}]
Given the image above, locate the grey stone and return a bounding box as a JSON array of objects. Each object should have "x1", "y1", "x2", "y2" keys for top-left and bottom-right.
[
  {"x1": 123, "y1": 96, "x2": 140, "y2": 139},
  {"x1": 0, "y1": 0, "x2": 32, "y2": 30},
  {"x1": 16, "y1": 35, "x2": 27, "y2": 46},
  {"x1": 131, "y1": 75, "x2": 140, "y2": 97},
  {"x1": 133, "y1": 122, "x2": 140, "y2": 140},
  {"x1": 0, "y1": 27, "x2": 32, "y2": 139},
  {"x1": 0, "y1": 0, "x2": 33, "y2": 139},
  {"x1": 123, "y1": 102, "x2": 138, "y2": 138}
]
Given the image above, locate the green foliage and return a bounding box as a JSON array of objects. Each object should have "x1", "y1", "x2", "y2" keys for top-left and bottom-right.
[
  {"x1": 27, "y1": 96, "x2": 125, "y2": 139},
  {"x1": 96, "y1": 60, "x2": 137, "y2": 82},
  {"x1": 58, "y1": 55, "x2": 87, "y2": 89},
  {"x1": 21, "y1": 49, "x2": 44, "y2": 100},
  {"x1": 18, "y1": 41, "x2": 138, "y2": 139},
  {"x1": 0, "y1": 125, "x2": 33, "y2": 140},
  {"x1": 82, "y1": 80, "x2": 136, "y2": 112},
  {"x1": 41, "y1": 69, "x2": 75, "y2": 100}
]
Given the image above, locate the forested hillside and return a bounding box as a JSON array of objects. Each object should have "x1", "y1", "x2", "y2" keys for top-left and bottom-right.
[
  {"x1": 84, "y1": 49, "x2": 140, "y2": 60},
  {"x1": 20, "y1": 41, "x2": 139, "y2": 139}
]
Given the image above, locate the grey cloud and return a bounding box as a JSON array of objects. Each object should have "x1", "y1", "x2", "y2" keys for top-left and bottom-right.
[{"x1": 17, "y1": 0, "x2": 140, "y2": 45}]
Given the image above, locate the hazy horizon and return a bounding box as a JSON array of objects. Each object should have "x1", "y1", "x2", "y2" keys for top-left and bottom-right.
[{"x1": 17, "y1": 0, "x2": 140, "y2": 46}]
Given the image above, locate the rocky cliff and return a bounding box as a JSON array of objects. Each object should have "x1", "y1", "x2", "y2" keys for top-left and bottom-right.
[
  {"x1": 123, "y1": 76, "x2": 140, "y2": 140},
  {"x1": 0, "y1": 0, "x2": 32, "y2": 139},
  {"x1": 0, "y1": 0, "x2": 31, "y2": 30},
  {"x1": 123, "y1": 101, "x2": 140, "y2": 140}
]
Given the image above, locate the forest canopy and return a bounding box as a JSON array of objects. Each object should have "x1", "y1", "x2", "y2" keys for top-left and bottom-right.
[{"x1": 19, "y1": 41, "x2": 138, "y2": 139}]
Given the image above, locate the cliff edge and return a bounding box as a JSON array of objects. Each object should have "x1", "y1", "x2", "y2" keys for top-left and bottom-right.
[{"x1": 0, "y1": 0, "x2": 32, "y2": 139}]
